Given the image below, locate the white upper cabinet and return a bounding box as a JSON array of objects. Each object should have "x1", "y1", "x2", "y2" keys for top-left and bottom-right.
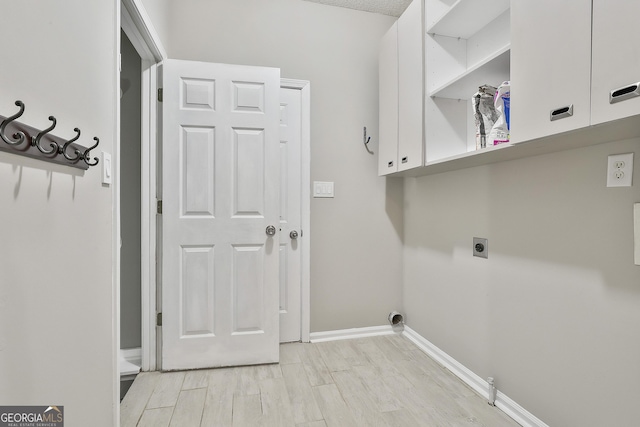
[
  {"x1": 512, "y1": 0, "x2": 640, "y2": 143},
  {"x1": 378, "y1": 0, "x2": 424, "y2": 176},
  {"x1": 591, "y1": 0, "x2": 640, "y2": 125},
  {"x1": 397, "y1": 0, "x2": 424, "y2": 172},
  {"x1": 378, "y1": 0, "x2": 640, "y2": 178},
  {"x1": 510, "y1": 0, "x2": 592, "y2": 143},
  {"x1": 378, "y1": 22, "x2": 399, "y2": 175}
]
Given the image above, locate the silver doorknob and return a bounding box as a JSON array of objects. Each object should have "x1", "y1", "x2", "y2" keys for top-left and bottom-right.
[
  {"x1": 266, "y1": 225, "x2": 276, "y2": 236},
  {"x1": 290, "y1": 230, "x2": 299, "y2": 239}
]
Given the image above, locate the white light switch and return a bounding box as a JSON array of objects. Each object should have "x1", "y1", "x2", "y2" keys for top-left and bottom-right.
[
  {"x1": 102, "y1": 151, "x2": 112, "y2": 185},
  {"x1": 634, "y1": 203, "x2": 640, "y2": 266},
  {"x1": 313, "y1": 181, "x2": 334, "y2": 198}
]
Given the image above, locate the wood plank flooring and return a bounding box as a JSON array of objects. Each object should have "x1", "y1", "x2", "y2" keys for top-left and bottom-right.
[{"x1": 121, "y1": 335, "x2": 519, "y2": 427}]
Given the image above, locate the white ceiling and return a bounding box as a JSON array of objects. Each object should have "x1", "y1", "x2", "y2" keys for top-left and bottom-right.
[{"x1": 302, "y1": 0, "x2": 412, "y2": 17}]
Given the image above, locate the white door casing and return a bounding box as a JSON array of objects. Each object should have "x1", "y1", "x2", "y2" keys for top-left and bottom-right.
[
  {"x1": 161, "y1": 59, "x2": 281, "y2": 370},
  {"x1": 278, "y1": 86, "x2": 302, "y2": 343}
]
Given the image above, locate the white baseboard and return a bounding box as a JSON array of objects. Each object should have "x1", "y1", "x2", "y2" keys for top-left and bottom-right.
[
  {"x1": 120, "y1": 347, "x2": 142, "y2": 364},
  {"x1": 119, "y1": 347, "x2": 142, "y2": 379},
  {"x1": 402, "y1": 326, "x2": 549, "y2": 427},
  {"x1": 309, "y1": 325, "x2": 395, "y2": 343}
]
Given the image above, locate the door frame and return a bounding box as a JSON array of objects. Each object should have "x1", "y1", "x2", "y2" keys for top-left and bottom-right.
[
  {"x1": 280, "y1": 79, "x2": 311, "y2": 343},
  {"x1": 119, "y1": 0, "x2": 166, "y2": 376}
]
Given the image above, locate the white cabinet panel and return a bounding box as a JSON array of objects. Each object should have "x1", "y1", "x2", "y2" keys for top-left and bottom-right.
[
  {"x1": 591, "y1": 0, "x2": 640, "y2": 125},
  {"x1": 397, "y1": 0, "x2": 424, "y2": 171},
  {"x1": 510, "y1": 0, "x2": 592, "y2": 143},
  {"x1": 378, "y1": 22, "x2": 399, "y2": 175}
]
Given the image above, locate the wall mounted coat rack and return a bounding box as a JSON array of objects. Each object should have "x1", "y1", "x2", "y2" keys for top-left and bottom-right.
[{"x1": 0, "y1": 100, "x2": 99, "y2": 170}]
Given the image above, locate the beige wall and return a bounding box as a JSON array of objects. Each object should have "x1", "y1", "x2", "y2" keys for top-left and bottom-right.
[
  {"x1": 404, "y1": 137, "x2": 640, "y2": 426},
  {"x1": 164, "y1": 0, "x2": 404, "y2": 331},
  {"x1": 141, "y1": 0, "x2": 170, "y2": 49},
  {"x1": 0, "y1": 0, "x2": 117, "y2": 425}
]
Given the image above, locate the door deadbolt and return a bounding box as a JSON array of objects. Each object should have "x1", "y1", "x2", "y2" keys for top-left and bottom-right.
[
  {"x1": 290, "y1": 230, "x2": 299, "y2": 239},
  {"x1": 266, "y1": 225, "x2": 276, "y2": 236}
]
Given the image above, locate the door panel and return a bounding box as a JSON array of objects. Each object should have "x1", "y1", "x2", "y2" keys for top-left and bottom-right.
[
  {"x1": 162, "y1": 59, "x2": 280, "y2": 370},
  {"x1": 181, "y1": 127, "x2": 215, "y2": 217}
]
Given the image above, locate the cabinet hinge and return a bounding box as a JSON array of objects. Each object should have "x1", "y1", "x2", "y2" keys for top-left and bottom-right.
[
  {"x1": 157, "y1": 88, "x2": 163, "y2": 102},
  {"x1": 156, "y1": 312, "x2": 162, "y2": 327},
  {"x1": 157, "y1": 200, "x2": 163, "y2": 214}
]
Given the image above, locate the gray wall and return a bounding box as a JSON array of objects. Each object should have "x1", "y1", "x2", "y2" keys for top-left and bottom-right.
[
  {"x1": 404, "y1": 137, "x2": 640, "y2": 426},
  {"x1": 141, "y1": 0, "x2": 170, "y2": 49},
  {"x1": 163, "y1": 0, "x2": 405, "y2": 331},
  {"x1": 120, "y1": 31, "x2": 143, "y2": 350},
  {"x1": 0, "y1": 0, "x2": 117, "y2": 425}
]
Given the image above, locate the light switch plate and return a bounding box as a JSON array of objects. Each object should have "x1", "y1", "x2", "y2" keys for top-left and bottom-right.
[
  {"x1": 102, "y1": 151, "x2": 112, "y2": 185},
  {"x1": 313, "y1": 181, "x2": 334, "y2": 198}
]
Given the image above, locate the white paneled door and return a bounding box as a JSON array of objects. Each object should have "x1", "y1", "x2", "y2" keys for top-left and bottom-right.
[
  {"x1": 161, "y1": 59, "x2": 281, "y2": 370},
  {"x1": 278, "y1": 86, "x2": 302, "y2": 343}
]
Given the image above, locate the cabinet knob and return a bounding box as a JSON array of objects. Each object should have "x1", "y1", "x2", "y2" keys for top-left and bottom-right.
[
  {"x1": 401, "y1": 156, "x2": 408, "y2": 163},
  {"x1": 388, "y1": 161, "x2": 394, "y2": 167},
  {"x1": 266, "y1": 225, "x2": 276, "y2": 236}
]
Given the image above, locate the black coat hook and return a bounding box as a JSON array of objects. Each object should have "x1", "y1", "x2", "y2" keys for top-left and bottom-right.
[
  {"x1": 33, "y1": 116, "x2": 59, "y2": 155},
  {"x1": 364, "y1": 126, "x2": 373, "y2": 154},
  {"x1": 82, "y1": 137, "x2": 100, "y2": 166},
  {"x1": 0, "y1": 100, "x2": 27, "y2": 146},
  {"x1": 60, "y1": 128, "x2": 82, "y2": 162}
]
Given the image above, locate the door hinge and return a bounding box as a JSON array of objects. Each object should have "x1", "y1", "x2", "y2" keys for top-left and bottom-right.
[
  {"x1": 157, "y1": 88, "x2": 163, "y2": 102},
  {"x1": 156, "y1": 312, "x2": 162, "y2": 327},
  {"x1": 157, "y1": 200, "x2": 162, "y2": 214}
]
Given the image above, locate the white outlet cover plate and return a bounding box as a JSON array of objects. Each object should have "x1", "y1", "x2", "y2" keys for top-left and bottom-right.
[{"x1": 607, "y1": 153, "x2": 633, "y2": 187}]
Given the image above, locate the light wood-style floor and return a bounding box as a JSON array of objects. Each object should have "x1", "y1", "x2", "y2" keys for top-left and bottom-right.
[{"x1": 121, "y1": 334, "x2": 519, "y2": 426}]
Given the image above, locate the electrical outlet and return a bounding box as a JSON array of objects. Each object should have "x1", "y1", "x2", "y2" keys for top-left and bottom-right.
[
  {"x1": 607, "y1": 153, "x2": 633, "y2": 187},
  {"x1": 473, "y1": 237, "x2": 488, "y2": 259}
]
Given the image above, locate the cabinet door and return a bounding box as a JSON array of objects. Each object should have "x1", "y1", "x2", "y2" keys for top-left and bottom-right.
[
  {"x1": 378, "y1": 22, "x2": 399, "y2": 176},
  {"x1": 397, "y1": 0, "x2": 424, "y2": 171},
  {"x1": 510, "y1": 0, "x2": 591, "y2": 143},
  {"x1": 591, "y1": 0, "x2": 640, "y2": 125}
]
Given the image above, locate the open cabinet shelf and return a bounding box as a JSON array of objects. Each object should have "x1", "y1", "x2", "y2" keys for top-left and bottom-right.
[
  {"x1": 424, "y1": 0, "x2": 511, "y2": 166},
  {"x1": 429, "y1": 46, "x2": 510, "y2": 99},
  {"x1": 427, "y1": 0, "x2": 510, "y2": 39}
]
